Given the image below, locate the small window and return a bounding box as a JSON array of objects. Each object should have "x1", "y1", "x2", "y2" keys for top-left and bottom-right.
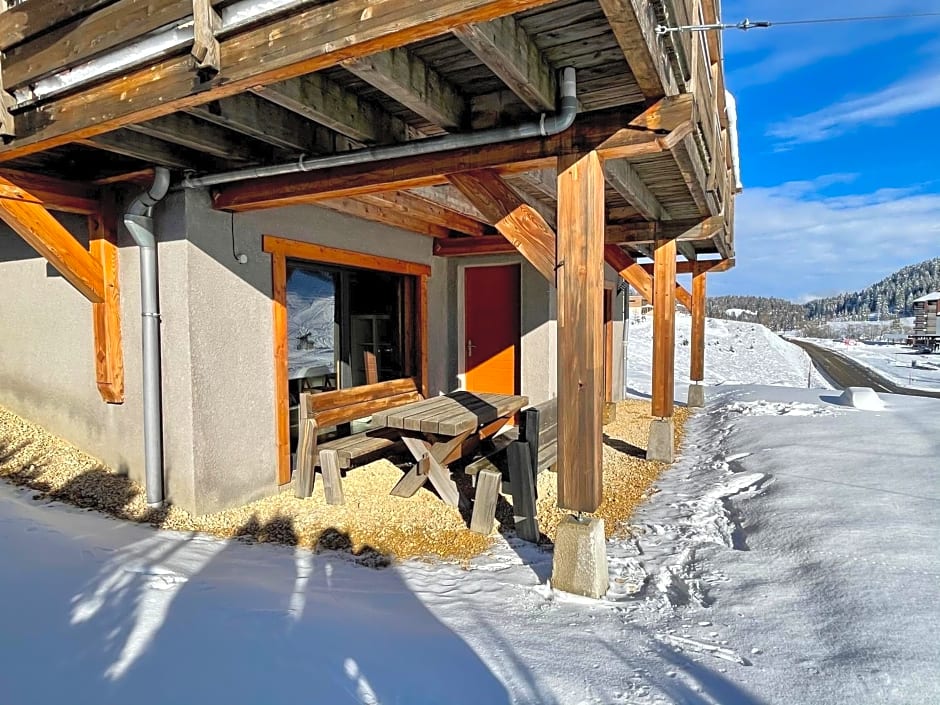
[{"x1": 286, "y1": 260, "x2": 411, "y2": 391}]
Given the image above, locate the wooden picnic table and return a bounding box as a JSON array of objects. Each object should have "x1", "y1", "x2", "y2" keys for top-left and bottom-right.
[{"x1": 370, "y1": 391, "x2": 528, "y2": 508}]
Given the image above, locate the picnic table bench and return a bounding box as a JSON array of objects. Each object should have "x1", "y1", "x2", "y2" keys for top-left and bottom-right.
[{"x1": 466, "y1": 397, "x2": 557, "y2": 541}]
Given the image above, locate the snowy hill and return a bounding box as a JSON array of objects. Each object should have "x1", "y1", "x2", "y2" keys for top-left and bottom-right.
[{"x1": 626, "y1": 311, "x2": 831, "y2": 396}]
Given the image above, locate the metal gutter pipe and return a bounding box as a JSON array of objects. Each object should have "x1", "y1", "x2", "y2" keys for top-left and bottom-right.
[
  {"x1": 13, "y1": 0, "x2": 318, "y2": 107},
  {"x1": 181, "y1": 67, "x2": 578, "y2": 190},
  {"x1": 123, "y1": 167, "x2": 172, "y2": 509}
]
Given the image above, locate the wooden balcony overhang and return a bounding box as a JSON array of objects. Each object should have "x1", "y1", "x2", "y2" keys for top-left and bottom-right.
[
  {"x1": 0, "y1": 0, "x2": 735, "y2": 260},
  {"x1": 0, "y1": 0, "x2": 738, "y2": 513}
]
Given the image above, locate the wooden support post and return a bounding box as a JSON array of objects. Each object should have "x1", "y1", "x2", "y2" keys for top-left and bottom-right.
[
  {"x1": 651, "y1": 238, "x2": 677, "y2": 419},
  {"x1": 191, "y1": 0, "x2": 222, "y2": 75},
  {"x1": 556, "y1": 150, "x2": 605, "y2": 513},
  {"x1": 88, "y1": 192, "x2": 124, "y2": 403},
  {"x1": 507, "y1": 441, "x2": 539, "y2": 542},
  {"x1": 319, "y1": 449, "x2": 346, "y2": 505},
  {"x1": 470, "y1": 467, "x2": 501, "y2": 535},
  {"x1": 293, "y1": 418, "x2": 318, "y2": 498},
  {"x1": 690, "y1": 269, "x2": 706, "y2": 383}
]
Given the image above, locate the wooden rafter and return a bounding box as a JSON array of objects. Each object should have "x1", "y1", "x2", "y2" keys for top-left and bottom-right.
[
  {"x1": 318, "y1": 197, "x2": 451, "y2": 239},
  {"x1": 639, "y1": 256, "x2": 734, "y2": 275},
  {"x1": 215, "y1": 96, "x2": 694, "y2": 211},
  {"x1": 453, "y1": 15, "x2": 556, "y2": 112},
  {"x1": 125, "y1": 113, "x2": 267, "y2": 163},
  {"x1": 78, "y1": 131, "x2": 227, "y2": 171},
  {"x1": 603, "y1": 158, "x2": 668, "y2": 221},
  {"x1": 0, "y1": 176, "x2": 104, "y2": 302},
  {"x1": 1, "y1": 0, "x2": 562, "y2": 161},
  {"x1": 596, "y1": 0, "x2": 674, "y2": 99},
  {"x1": 253, "y1": 73, "x2": 414, "y2": 146},
  {"x1": 448, "y1": 169, "x2": 556, "y2": 281},
  {"x1": 369, "y1": 191, "x2": 489, "y2": 237},
  {"x1": 341, "y1": 47, "x2": 466, "y2": 130},
  {"x1": 605, "y1": 215, "x2": 723, "y2": 245},
  {"x1": 188, "y1": 93, "x2": 347, "y2": 155},
  {"x1": 433, "y1": 234, "x2": 519, "y2": 257}
]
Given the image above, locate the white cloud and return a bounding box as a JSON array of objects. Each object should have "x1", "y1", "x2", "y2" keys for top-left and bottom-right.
[
  {"x1": 715, "y1": 177, "x2": 940, "y2": 300},
  {"x1": 767, "y1": 65, "x2": 940, "y2": 145}
]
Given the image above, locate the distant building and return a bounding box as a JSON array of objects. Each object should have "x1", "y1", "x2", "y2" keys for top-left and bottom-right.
[
  {"x1": 628, "y1": 294, "x2": 653, "y2": 317},
  {"x1": 910, "y1": 293, "x2": 940, "y2": 349}
]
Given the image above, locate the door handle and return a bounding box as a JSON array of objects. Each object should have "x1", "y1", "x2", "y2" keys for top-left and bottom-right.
[{"x1": 467, "y1": 339, "x2": 476, "y2": 358}]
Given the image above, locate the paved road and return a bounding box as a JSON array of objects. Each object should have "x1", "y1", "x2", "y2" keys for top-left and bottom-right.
[{"x1": 787, "y1": 338, "x2": 940, "y2": 399}]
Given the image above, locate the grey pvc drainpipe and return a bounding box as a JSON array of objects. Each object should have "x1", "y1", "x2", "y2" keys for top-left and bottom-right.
[
  {"x1": 123, "y1": 167, "x2": 172, "y2": 508},
  {"x1": 182, "y1": 67, "x2": 578, "y2": 190}
]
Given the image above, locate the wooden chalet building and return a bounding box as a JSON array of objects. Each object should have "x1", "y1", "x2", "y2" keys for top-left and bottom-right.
[{"x1": 0, "y1": 0, "x2": 737, "y2": 517}]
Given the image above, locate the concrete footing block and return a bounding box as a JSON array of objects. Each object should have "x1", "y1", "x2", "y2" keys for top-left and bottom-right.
[
  {"x1": 646, "y1": 417, "x2": 675, "y2": 463},
  {"x1": 551, "y1": 515, "x2": 609, "y2": 599},
  {"x1": 687, "y1": 383, "x2": 705, "y2": 408}
]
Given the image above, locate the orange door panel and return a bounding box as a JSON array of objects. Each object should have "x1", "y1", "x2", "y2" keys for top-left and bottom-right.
[{"x1": 464, "y1": 265, "x2": 520, "y2": 395}]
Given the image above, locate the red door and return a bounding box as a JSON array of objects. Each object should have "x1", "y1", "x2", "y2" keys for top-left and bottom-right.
[{"x1": 464, "y1": 265, "x2": 520, "y2": 395}]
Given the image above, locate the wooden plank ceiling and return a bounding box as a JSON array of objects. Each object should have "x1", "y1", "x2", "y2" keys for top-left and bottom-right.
[{"x1": 0, "y1": 0, "x2": 734, "y2": 260}]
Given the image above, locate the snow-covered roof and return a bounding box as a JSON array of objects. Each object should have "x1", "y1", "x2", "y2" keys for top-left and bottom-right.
[{"x1": 913, "y1": 292, "x2": 940, "y2": 303}]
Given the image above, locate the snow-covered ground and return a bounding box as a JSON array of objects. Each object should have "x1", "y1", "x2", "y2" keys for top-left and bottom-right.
[
  {"x1": 626, "y1": 312, "x2": 831, "y2": 399},
  {"x1": 802, "y1": 337, "x2": 940, "y2": 391},
  {"x1": 2, "y1": 318, "x2": 938, "y2": 704}
]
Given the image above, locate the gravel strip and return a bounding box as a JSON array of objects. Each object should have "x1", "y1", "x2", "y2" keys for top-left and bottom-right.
[{"x1": 0, "y1": 400, "x2": 688, "y2": 562}]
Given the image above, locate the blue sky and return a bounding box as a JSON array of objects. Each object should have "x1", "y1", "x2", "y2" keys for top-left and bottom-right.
[{"x1": 711, "y1": 0, "x2": 940, "y2": 301}]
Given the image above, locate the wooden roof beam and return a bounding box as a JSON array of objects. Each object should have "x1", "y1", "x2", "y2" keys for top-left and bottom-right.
[
  {"x1": 319, "y1": 196, "x2": 450, "y2": 238},
  {"x1": 361, "y1": 191, "x2": 489, "y2": 237},
  {"x1": 77, "y1": 130, "x2": 226, "y2": 171},
  {"x1": 0, "y1": 168, "x2": 99, "y2": 214},
  {"x1": 342, "y1": 47, "x2": 466, "y2": 130},
  {"x1": 603, "y1": 158, "x2": 668, "y2": 221},
  {"x1": 406, "y1": 185, "x2": 488, "y2": 222},
  {"x1": 639, "y1": 257, "x2": 734, "y2": 275},
  {"x1": 677, "y1": 241, "x2": 698, "y2": 262},
  {"x1": 1, "y1": 0, "x2": 560, "y2": 161},
  {"x1": 253, "y1": 73, "x2": 415, "y2": 146},
  {"x1": 448, "y1": 169, "x2": 556, "y2": 281},
  {"x1": 125, "y1": 113, "x2": 268, "y2": 163},
  {"x1": 187, "y1": 93, "x2": 348, "y2": 155},
  {"x1": 0, "y1": 175, "x2": 104, "y2": 302},
  {"x1": 605, "y1": 216, "x2": 724, "y2": 245},
  {"x1": 215, "y1": 95, "x2": 694, "y2": 211},
  {"x1": 453, "y1": 15, "x2": 556, "y2": 112},
  {"x1": 597, "y1": 0, "x2": 675, "y2": 99}
]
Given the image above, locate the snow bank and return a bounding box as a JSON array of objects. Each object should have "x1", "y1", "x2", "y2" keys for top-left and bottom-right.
[
  {"x1": 839, "y1": 386, "x2": 885, "y2": 410},
  {"x1": 626, "y1": 312, "x2": 831, "y2": 399}
]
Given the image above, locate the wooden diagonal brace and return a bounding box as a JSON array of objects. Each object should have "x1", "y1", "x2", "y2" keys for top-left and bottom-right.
[
  {"x1": 448, "y1": 170, "x2": 556, "y2": 283},
  {"x1": 605, "y1": 243, "x2": 692, "y2": 309},
  {"x1": 0, "y1": 176, "x2": 104, "y2": 302},
  {"x1": 191, "y1": 0, "x2": 221, "y2": 75}
]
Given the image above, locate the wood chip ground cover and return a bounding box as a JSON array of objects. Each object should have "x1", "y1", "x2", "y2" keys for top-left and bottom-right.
[{"x1": 0, "y1": 401, "x2": 688, "y2": 562}]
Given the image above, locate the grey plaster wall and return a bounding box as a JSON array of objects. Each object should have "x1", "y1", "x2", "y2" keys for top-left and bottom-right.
[
  {"x1": 1, "y1": 186, "x2": 626, "y2": 515},
  {"x1": 0, "y1": 195, "x2": 199, "y2": 508}
]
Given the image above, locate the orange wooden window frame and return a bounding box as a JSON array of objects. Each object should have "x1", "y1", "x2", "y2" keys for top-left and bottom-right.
[{"x1": 263, "y1": 236, "x2": 430, "y2": 484}]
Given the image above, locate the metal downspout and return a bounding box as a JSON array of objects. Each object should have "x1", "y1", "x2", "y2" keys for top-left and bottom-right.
[
  {"x1": 123, "y1": 167, "x2": 172, "y2": 508},
  {"x1": 181, "y1": 67, "x2": 578, "y2": 190}
]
